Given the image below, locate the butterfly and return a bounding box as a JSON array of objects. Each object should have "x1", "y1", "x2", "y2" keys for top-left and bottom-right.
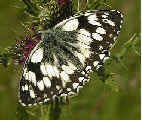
[{"x1": 19, "y1": 10, "x2": 123, "y2": 106}]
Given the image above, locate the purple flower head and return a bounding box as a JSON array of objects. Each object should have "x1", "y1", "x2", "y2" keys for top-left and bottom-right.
[
  {"x1": 13, "y1": 28, "x2": 41, "y2": 65},
  {"x1": 56, "y1": 0, "x2": 72, "y2": 6}
]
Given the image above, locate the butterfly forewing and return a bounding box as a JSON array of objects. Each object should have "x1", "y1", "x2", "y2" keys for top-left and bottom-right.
[{"x1": 19, "y1": 10, "x2": 123, "y2": 106}]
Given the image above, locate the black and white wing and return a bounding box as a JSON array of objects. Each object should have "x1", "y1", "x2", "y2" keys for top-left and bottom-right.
[{"x1": 19, "y1": 10, "x2": 123, "y2": 106}]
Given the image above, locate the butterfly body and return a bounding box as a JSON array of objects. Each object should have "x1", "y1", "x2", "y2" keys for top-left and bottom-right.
[{"x1": 19, "y1": 10, "x2": 123, "y2": 106}]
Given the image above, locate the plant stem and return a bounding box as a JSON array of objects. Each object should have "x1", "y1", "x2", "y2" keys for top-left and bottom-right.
[
  {"x1": 80, "y1": 0, "x2": 88, "y2": 10},
  {"x1": 22, "y1": 0, "x2": 39, "y2": 16}
]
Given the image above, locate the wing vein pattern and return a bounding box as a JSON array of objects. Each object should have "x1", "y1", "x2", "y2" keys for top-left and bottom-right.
[{"x1": 19, "y1": 10, "x2": 123, "y2": 106}]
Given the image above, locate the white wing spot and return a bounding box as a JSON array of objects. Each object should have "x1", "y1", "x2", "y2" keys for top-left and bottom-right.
[
  {"x1": 43, "y1": 77, "x2": 51, "y2": 88},
  {"x1": 52, "y1": 95, "x2": 57, "y2": 100},
  {"x1": 92, "y1": 33, "x2": 103, "y2": 41},
  {"x1": 39, "y1": 102, "x2": 43, "y2": 104},
  {"x1": 22, "y1": 86, "x2": 25, "y2": 91},
  {"x1": 30, "y1": 90, "x2": 36, "y2": 98},
  {"x1": 28, "y1": 104, "x2": 32, "y2": 107},
  {"x1": 62, "y1": 65, "x2": 74, "y2": 74},
  {"x1": 40, "y1": 63, "x2": 47, "y2": 75},
  {"x1": 83, "y1": 79, "x2": 89, "y2": 83},
  {"x1": 87, "y1": 14, "x2": 102, "y2": 26},
  {"x1": 53, "y1": 54, "x2": 59, "y2": 65},
  {"x1": 103, "y1": 56, "x2": 109, "y2": 62},
  {"x1": 31, "y1": 48, "x2": 43, "y2": 63},
  {"x1": 45, "y1": 64, "x2": 56, "y2": 78},
  {"x1": 78, "y1": 77, "x2": 84, "y2": 82},
  {"x1": 111, "y1": 10, "x2": 116, "y2": 12},
  {"x1": 114, "y1": 36, "x2": 117, "y2": 41},
  {"x1": 117, "y1": 31, "x2": 120, "y2": 35},
  {"x1": 33, "y1": 103, "x2": 37, "y2": 106},
  {"x1": 68, "y1": 62, "x2": 77, "y2": 70},
  {"x1": 44, "y1": 94, "x2": 47, "y2": 98},
  {"x1": 62, "y1": 19, "x2": 79, "y2": 31},
  {"x1": 96, "y1": 27, "x2": 106, "y2": 34},
  {"x1": 81, "y1": 71, "x2": 85, "y2": 75},
  {"x1": 79, "y1": 43, "x2": 90, "y2": 49},
  {"x1": 27, "y1": 71, "x2": 36, "y2": 86},
  {"x1": 84, "y1": 12, "x2": 92, "y2": 16},
  {"x1": 99, "y1": 54, "x2": 105, "y2": 60},
  {"x1": 22, "y1": 85, "x2": 29, "y2": 91},
  {"x1": 79, "y1": 43, "x2": 91, "y2": 58},
  {"x1": 53, "y1": 66, "x2": 60, "y2": 78},
  {"x1": 68, "y1": 91, "x2": 76, "y2": 95},
  {"x1": 56, "y1": 85, "x2": 60, "y2": 90},
  {"x1": 60, "y1": 71, "x2": 70, "y2": 87},
  {"x1": 104, "y1": 12, "x2": 109, "y2": 16},
  {"x1": 88, "y1": 14, "x2": 98, "y2": 21},
  {"x1": 67, "y1": 88, "x2": 71, "y2": 91},
  {"x1": 99, "y1": 46, "x2": 103, "y2": 50},
  {"x1": 89, "y1": 21, "x2": 101, "y2": 26},
  {"x1": 116, "y1": 10, "x2": 121, "y2": 13},
  {"x1": 77, "y1": 29, "x2": 92, "y2": 45},
  {"x1": 23, "y1": 72, "x2": 29, "y2": 81},
  {"x1": 77, "y1": 29, "x2": 92, "y2": 58},
  {"x1": 82, "y1": 79, "x2": 89, "y2": 85},
  {"x1": 77, "y1": 86, "x2": 83, "y2": 93},
  {"x1": 102, "y1": 15, "x2": 107, "y2": 18},
  {"x1": 73, "y1": 83, "x2": 79, "y2": 89},
  {"x1": 24, "y1": 84, "x2": 28, "y2": 91},
  {"x1": 23, "y1": 68, "x2": 27, "y2": 74},
  {"x1": 44, "y1": 98, "x2": 50, "y2": 102},
  {"x1": 75, "y1": 51, "x2": 86, "y2": 64},
  {"x1": 61, "y1": 93, "x2": 67, "y2": 97},
  {"x1": 93, "y1": 61, "x2": 99, "y2": 67},
  {"x1": 96, "y1": 65, "x2": 103, "y2": 70},
  {"x1": 60, "y1": 71, "x2": 70, "y2": 81},
  {"x1": 37, "y1": 80, "x2": 44, "y2": 91},
  {"x1": 121, "y1": 13, "x2": 123, "y2": 18},
  {"x1": 103, "y1": 19, "x2": 115, "y2": 26},
  {"x1": 21, "y1": 103, "x2": 26, "y2": 106},
  {"x1": 59, "y1": 89, "x2": 63, "y2": 94},
  {"x1": 85, "y1": 66, "x2": 91, "y2": 72}
]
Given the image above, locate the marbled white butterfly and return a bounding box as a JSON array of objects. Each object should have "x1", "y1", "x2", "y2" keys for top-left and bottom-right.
[{"x1": 19, "y1": 10, "x2": 123, "y2": 106}]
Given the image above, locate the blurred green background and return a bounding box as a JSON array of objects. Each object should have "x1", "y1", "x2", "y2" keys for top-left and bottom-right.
[{"x1": 0, "y1": 0, "x2": 140, "y2": 120}]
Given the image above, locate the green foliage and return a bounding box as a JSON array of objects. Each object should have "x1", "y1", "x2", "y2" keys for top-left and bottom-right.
[
  {"x1": 72, "y1": 0, "x2": 111, "y2": 12},
  {"x1": 0, "y1": 47, "x2": 21, "y2": 67},
  {"x1": 22, "y1": 0, "x2": 40, "y2": 16},
  {"x1": 85, "y1": 0, "x2": 112, "y2": 10}
]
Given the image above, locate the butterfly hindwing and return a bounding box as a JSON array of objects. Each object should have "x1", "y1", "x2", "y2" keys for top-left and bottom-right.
[{"x1": 19, "y1": 10, "x2": 123, "y2": 106}]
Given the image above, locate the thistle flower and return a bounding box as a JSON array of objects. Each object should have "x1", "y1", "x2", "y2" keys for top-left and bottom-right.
[
  {"x1": 56, "y1": 0, "x2": 72, "y2": 6},
  {"x1": 13, "y1": 26, "x2": 41, "y2": 65},
  {"x1": 0, "y1": 0, "x2": 73, "y2": 67},
  {"x1": 13, "y1": 0, "x2": 73, "y2": 65}
]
